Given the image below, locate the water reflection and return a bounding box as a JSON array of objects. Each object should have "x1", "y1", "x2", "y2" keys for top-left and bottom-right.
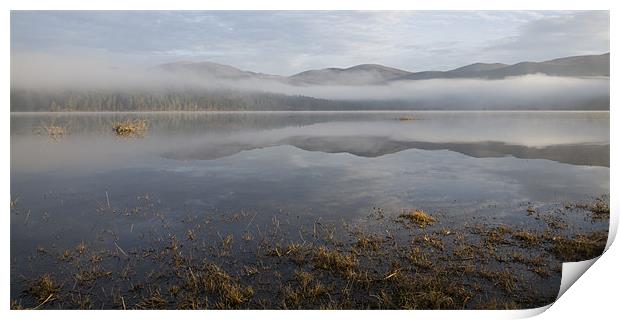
[
  {"x1": 10, "y1": 111, "x2": 610, "y2": 222},
  {"x1": 9, "y1": 111, "x2": 610, "y2": 309}
]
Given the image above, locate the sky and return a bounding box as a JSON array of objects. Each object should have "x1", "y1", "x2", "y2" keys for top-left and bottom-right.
[{"x1": 10, "y1": 10, "x2": 609, "y2": 75}]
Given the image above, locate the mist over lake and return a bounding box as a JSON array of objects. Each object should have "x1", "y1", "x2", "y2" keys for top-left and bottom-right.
[{"x1": 9, "y1": 10, "x2": 610, "y2": 311}]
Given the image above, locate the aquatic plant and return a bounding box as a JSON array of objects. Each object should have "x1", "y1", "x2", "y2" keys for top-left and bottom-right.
[
  {"x1": 399, "y1": 209, "x2": 436, "y2": 227},
  {"x1": 113, "y1": 119, "x2": 148, "y2": 137}
]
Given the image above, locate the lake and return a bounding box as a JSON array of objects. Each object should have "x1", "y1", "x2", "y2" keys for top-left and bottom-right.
[{"x1": 10, "y1": 111, "x2": 610, "y2": 309}]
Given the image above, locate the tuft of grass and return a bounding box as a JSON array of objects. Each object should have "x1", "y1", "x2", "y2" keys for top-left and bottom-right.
[
  {"x1": 136, "y1": 290, "x2": 167, "y2": 309},
  {"x1": 294, "y1": 270, "x2": 314, "y2": 289},
  {"x1": 399, "y1": 210, "x2": 436, "y2": 227},
  {"x1": 312, "y1": 246, "x2": 357, "y2": 273},
  {"x1": 512, "y1": 231, "x2": 540, "y2": 246},
  {"x1": 268, "y1": 242, "x2": 310, "y2": 265},
  {"x1": 576, "y1": 198, "x2": 610, "y2": 221},
  {"x1": 414, "y1": 234, "x2": 444, "y2": 251},
  {"x1": 397, "y1": 116, "x2": 418, "y2": 121},
  {"x1": 588, "y1": 200, "x2": 610, "y2": 221},
  {"x1": 354, "y1": 232, "x2": 383, "y2": 251},
  {"x1": 113, "y1": 119, "x2": 148, "y2": 138},
  {"x1": 407, "y1": 247, "x2": 433, "y2": 269},
  {"x1": 479, "y1": 225, "x2": 513, "y2": 245},
  {"x1": 75, "y1": 241, "x2": 87, "y2": 255},
  {"x1": 284, "y1": 270, "x2": 329, "y2": 308},
  {"x1": 478, "y1": 269, "x2": 517, "y2": 293},
  {"x1": 590, "y1": 201, "x2": 610, "y2": 215},
  {"x1": 552, "y1": 232, "x2": 607, "y2": 261},
  {"x1": 196, "y1": 263, "x2": 254, "y2": 308},
  {"x1": 26, "y1": 274, "x2": 60, "y2": 304}
]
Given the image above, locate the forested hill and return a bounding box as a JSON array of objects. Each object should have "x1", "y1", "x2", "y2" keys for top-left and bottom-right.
[
  {"x1": 10, "y1": 89, "x2": 346, "y2": 112},
  {"x1": 10, "y1": 87, "x2": 610, "y2": 112}
]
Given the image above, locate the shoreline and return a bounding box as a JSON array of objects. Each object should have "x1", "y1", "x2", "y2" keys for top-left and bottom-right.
[{"x1": 10, "y1": 110, "x2": 611, "y2": 115}]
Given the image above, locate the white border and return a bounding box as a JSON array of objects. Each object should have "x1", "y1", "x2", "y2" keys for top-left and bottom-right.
[{"x1": 2, "y1": 1, "x2": 616, "y2": 320}]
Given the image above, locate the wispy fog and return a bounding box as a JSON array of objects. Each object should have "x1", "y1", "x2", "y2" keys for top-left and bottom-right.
[{"x1": 11, "y1": 52, "x2": 610, "y2": 110}]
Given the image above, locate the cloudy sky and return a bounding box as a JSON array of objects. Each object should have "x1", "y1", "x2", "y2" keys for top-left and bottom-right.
[{"x1": 11, "y1": 10, "x2": 609, "y2": 75}]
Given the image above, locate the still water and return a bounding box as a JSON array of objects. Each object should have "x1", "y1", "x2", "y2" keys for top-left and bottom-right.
[{"x1": 10, "y1": 111, "x2": 610, "y2": 308}]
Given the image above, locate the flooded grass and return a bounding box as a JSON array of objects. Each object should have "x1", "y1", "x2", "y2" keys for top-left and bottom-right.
[
  {"x1": 398, "y1": 209, "x2": 436, "y2": 227},
  {"x1": 26, "y1": 274, "x2": 60, "y2": 306},
  {"x1": 113, "y1": 119, "x2": 148, "y2": 138},
  {"x1": 396, "y1": 116, "x2": 418, "y2": 121},
  {"x1": 551, "y1": 232, "x2": 607, "y2": 261},
  {"x1": 10, "y1": 195, "x2": 609, "y2": 310},
  {"x1": 312, "y1": 246, "x2": 357, "y2": 274}
]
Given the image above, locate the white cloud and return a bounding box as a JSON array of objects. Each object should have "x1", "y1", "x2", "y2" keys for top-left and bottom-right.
[{"x1": 11, "y1": 11, "x2": 609, "y2": 75}]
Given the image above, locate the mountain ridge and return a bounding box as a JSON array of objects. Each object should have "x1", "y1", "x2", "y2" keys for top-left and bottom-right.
[{"x1": 155, "y1": 52, "x2": 610, "y2": 86}]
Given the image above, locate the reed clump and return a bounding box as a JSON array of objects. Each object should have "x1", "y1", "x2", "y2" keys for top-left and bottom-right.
[
  {"x1": 27, "y1": 274, "x2": 60, "y2": 304},
  {"x1": 113, "y1": 119, "x2": 148, "y2": 137},
  {"x1": 399, "y1": 210, "x2": 436, "y2": 227},
  {"x1": 312, "y1": 246, "x2": 357, "y2": 273}
]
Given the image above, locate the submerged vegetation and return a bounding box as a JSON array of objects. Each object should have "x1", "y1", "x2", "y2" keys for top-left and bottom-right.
[
  {"x1": 9, "y1": 194, "x2": 608, "y2": 310},
  {"x1": 35, "y1": 123, "x2": 67, "y2": 140}
]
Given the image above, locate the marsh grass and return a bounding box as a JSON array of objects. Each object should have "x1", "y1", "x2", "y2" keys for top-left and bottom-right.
[
  {"x1": 312, "y1": 246, "x2": 357, "y2": 273},
  {"x1": 35, "y1": 123, "x2": 67, "y2": 140},
  {"x1": 398, "y1": 210, "x2": 436, "y2": 227},
  {"x1": 283, "y1": 270, "x2": 329, "y2": 308},
  {"x1": 113, "y1": 119, "x2": 148, "y2": 138},
  {"x1": 12, "y1": 196, "x2": 609, "y2": 310},
  {"x1": 552, "y1": 232, "x2": 607, "y2": 261},
  {"x1": 478, "y1": 269, "x2": 517, "y2": 293},
  {"x1": 353, "y1": 232, "x2": 384, "y2": 251},
  {"x1": 27, "y1": 274, "x2": 60, "y2": 305},
  {"x1": 512, "y1": 231, "x2": 540, "y2": 247}
]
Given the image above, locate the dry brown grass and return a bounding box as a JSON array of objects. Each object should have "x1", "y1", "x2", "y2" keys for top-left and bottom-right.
[
  {"x1": 512, "y1": 231, "x2": 540, "y2": 246},
  {"x1": 27, "y1": 274, "x2": 60, "y2": 304},
  {"x1": 552, "y1": 232, "x2": 607, "y2": 261},
  {"x1": 407, "y1": 247, "x2": 433, "y2": 269},
  {"x1": 136, "y1": 290, "x2": 167, "y2": 309},
  {"x1": 478, "y1": 269, "x2": 517, "y2": 293},
  {"x1": 283, "y1": 270, "x2": 329, "y2": 308},
  {"x1": 399, "y1": 210, "x2": 436, "y2": 227},
  {"x1": 113, "y1": 119, "x2": 148, "y2": 137},
  {"x1": 312, "y1": 246, "x2": 357, "y2": 273},
  {"x1": 16, "y1": 198, "x2": 603, "y2": 310},
  {"x1": 354, "y1": 232, "x2": 383, "y2": 251}
]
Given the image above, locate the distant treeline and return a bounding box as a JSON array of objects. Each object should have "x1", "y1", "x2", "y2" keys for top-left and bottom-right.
[
  {"x1": 10, "y1": 88, "x2": 354, "y2": 112},
  {"x1": 10, "y1": 88, "x2": 610, "y2": 111}
]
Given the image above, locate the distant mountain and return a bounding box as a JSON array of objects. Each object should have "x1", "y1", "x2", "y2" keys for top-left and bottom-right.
[
  {"x1": 288, "y1": 64, "x2": 412, "y2": 85},
  {"x1": 156, "y1": 61, "x2": 284, "y2": 81},
  {"x1": 155, "y1": 53, "x2": 609, "y2": 86},
  {"x1": 399, "y1": 53, "x2": 609, "y2": 80}
]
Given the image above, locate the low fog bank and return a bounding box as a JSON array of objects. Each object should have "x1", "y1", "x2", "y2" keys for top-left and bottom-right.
[{"x1": 11, "y1": 53, "x2": 610, "y2": 111}]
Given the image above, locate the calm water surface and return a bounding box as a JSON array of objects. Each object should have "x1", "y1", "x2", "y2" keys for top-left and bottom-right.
[{"x1": 10, "y1": 111, "x2": 609, "y2": 307}]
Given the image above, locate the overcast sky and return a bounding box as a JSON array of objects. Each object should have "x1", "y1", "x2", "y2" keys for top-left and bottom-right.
[{"x1": 11, "y1": 10, "x2": 609, "y2": 75}]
